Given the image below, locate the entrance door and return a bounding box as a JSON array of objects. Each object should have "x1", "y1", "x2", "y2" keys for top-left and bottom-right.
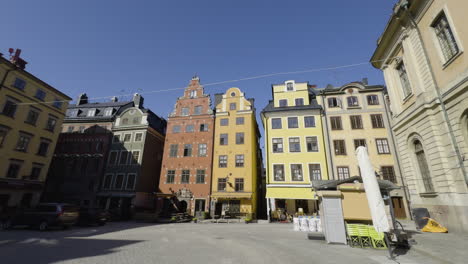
[
  {"x1": 229, "y1": 200, "x2": 240, "y2": 215},
  {"x1": 391, "y1": 197, "x2": 406, "y2": 219},
  {"x1": 194, "y1": 199, "x2": 206, "y2": 212}
]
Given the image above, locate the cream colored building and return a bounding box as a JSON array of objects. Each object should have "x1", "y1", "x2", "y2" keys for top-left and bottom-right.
[
  {"x1": 371, "y1": 0, "x2": 468, "y2": 232},
  {"x1": 316, "y1": 81, "x2": 409, "y2": 219}
]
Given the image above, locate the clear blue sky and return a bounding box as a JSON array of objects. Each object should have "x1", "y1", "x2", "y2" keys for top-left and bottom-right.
[{"x1": 2, "y1": 0, "x2": 394, "y2": 124}]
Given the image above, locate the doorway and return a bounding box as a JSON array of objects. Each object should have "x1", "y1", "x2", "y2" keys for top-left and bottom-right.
[{"x1": 391, "y1": 197, "x2": 407, "y2": 219}]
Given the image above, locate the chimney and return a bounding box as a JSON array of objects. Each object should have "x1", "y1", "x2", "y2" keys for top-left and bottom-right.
[
  {"x1": 362, "y1": 78, "x2": 368, "y2": 85},
  {"x1": 133, "y1": 93, "x2": 144, "y2": 108},
  {"x1": 8, "y1": 48, "x2": 28, "y2": 70},
  {"x1": 111, "y1": 96, "x2": 118, "y2": 103},
  {"x1": 76, "y1": 93, "x2": 88, "y2": 106}
]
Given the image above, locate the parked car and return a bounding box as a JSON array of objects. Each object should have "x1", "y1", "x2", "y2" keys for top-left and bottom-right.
[
  {"x1": 0, "y1": 203, "x2": 79, "y2": 231},
  {"x1": 77, "y1": 207, "x2": 109, "y2": 226}
]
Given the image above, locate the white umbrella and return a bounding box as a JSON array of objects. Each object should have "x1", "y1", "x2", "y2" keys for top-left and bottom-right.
[{"x1": 356, "y1": 146, "x2": 390, "y2": 233}]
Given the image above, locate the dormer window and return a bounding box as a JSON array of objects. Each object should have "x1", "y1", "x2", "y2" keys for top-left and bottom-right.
[
  {"x1": 286, "y1": 82, "x2": 294, "y2": 91},
  {"x1": 68, "y1": 109, "x2": 79, "y2": 117},
  {"x1": 328, "y1": 97, "x2": 339, "y2": 108},
  {"x1": 347, "y1": 96, "x2": 359, "y2": 107},
  {"x1": 87, "y1": 108, "x2": 96, "y2": 117},
  {"x1": 190, "y1": 90, "x2": 197, "y2": 98},
  {"x1": 295, "y1": 98, "x2": 304, "y2": 106},
  {"x1": 279, "y1": 99, "x2": 287, "y2": 107},
  {"x1": 104, "y1": 108, "x2": 113, "y2": 116}
]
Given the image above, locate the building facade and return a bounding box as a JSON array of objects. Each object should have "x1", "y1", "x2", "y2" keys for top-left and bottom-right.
[
  {"x1": 261, "y1": 80, "x2": 329, "y2": 218},
  {"x1": 316, "y1": 81, "x2": 409, "y2": 219},
  {"x1": 371, "y1": 0, "x2": 468, "y2": 232},
  {"x1": 0, "y1": 50, "x2": 71, "y2": 212},
  {"x1": 158, "y1": 77, "x2": 214, "y2": 216},
  {"x1": 211, "y1": 87, "x2": 262, "y2": 218}
]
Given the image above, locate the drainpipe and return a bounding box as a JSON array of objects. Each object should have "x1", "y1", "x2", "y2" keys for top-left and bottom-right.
[
  {"x1": 261, "y1": 112, "x2": 271, "y2": 221},
  {"x1": 402, "y1": 4, "x2": 468, "y2": 185},
  {"x1": 320, "y1": 93, "x2": 335, "y2": 180}
]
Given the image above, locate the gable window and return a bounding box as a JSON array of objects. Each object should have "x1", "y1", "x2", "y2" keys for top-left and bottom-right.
[
  {"x1": 119, "y1": 151, "x2": 129, "y2": 164},
  {"x1": 236, "y1": 117, "x2": 244, "y2": 125},
  {"x1": 350, "y1": 115, "x2": 363, "y2": 129},
  {"x1": 135, "y1": 133, "x2": 143, "y2": 142},
  {"x1": 309, "y1": 164, "x2": 322, "y2": 181},
  {"x1": 397, "y1": 61, "x2": 412, "y2": 98},
  {"x1": 198, "y1": 143, "x2": 207, "y2": 157},
  {"x1": 132, "y1": 117, "x2": 141, "y2": 124},
  {"x1": 236, "y1": 132, "x2": 244, "y2": 144},
  {"x1": 172, "y1": 125, "x2": 181, "y2": 133},
  {"x1": 328, "y1": 97, "x2": 339, "y2": 108},
  {"x1": 235, "y1": 178, "x2": 244, "y2": 192},
  {"x1": 367, "y1": 95, "x2": 379, "y2": 105},
  {"x1": 347, "y1": 96, "x2": 359, "y2": 107},
  {"x1": 432, "y1": 12, "x2": 459, "y2": 63},
  {"x1": 286, "y1": 82, "x2": 294, "y2": 91},
  {"x1": 181, "y1": 170, "x2": 190, "y2": 184},
  {"x1": 45, "y1": 116, "x2": 57, "y2": 132},
  {"x1": 289, "y1": 137, "x2": 301, "y2": 152},
  {"x1": 2, "y1": 98, "x2": 19, "y2": 118},
  {"x1": 37, "y1": 139, "x2": 51, "y2": 156},
  {"x1": 194, "y1": 105, "x2": 202, "y2": 115},
  {"x1": 414, "y1": 140, "x2": 434, "y2": 192},
  {"x1": 273, "y1": 164, "x2": 285, "y2": 181},
  {"x1": 169, "y1": 144, "x2": 178, "y2": 157},
  {"x1": 376, "y1": 138, "x2": 390, "y2": 154},
  {"x1": 185, "y1": 125, "x2": 194, "y2": 132},
  {"x1": 304, "y1": 116, "x2": 315, "y2": 127},
  {"x1": 15, "y1": 133, "x2": 32, "y2": 152},
  {"x1": 337, "y1": 167, "x2": 350, "y2": 180},
  {"x1": 166, "y1": 170, "x2": 175, "y2": 184},
  {"x1": 354, "y1": 139, "x2": 366, "y2": 150},
  {"x1": 235, "y1": 154, "x2": 244, "y2": 167},
  {"x1": 189, "y1": 90, "x2": 197, "y2": 98},
  {"x1": 13, "y1": 78, "x2": 26, "y2": 90},
  {"x1": 123, "y1": 134, "x2": 131, "y2": 142},
  {"x1": 220, "y1": 134, "x2": 228, "y2": 145},
  {"x1": 381, "y1": 166, "x2": 396, "y2": 183},
  {"x1": 126, "y1": 174, "x2": 136, "y2": 190},
  {"x1": 122, "y1": 118, "x2": 129, "y2": 125},
  {"x1": 272, "y1": 138, "x2": 283, "y2": 153},
  {"x1": 218, "y1": 178, "x2": 227, "y2": 191},
  {"x1": 196, "y1": 170, "x2": 205, "y2": 183},
  {"x1": 371, "y1": 114, "x2": 385, "y2": 128},
  {"x1": 183, "y1": 144, "x2": 192, "y2": 157},
  {"x1": 220, "y1": 118, "x2": 229, "y2": 126},
  {"x1": 295, "y1": 98, "x2": 304, "y2": 106},
  {"x1": 279, "y1": 99, "x2": 288, "y2": 107},
  {"x1": 272, "y1": 118, "x2": 282, "y2": 129},
  {"x1": 181, "y1": 107, "x2": 189, "y2": 116},
  {"x1": 200, "y1": 123, "x2": 208, "y2": 132},
  {"x1": 290, "y1": 164, "x2": 303, "y2": 181},
  {"x1": 35, "y1": 89, "x2": 46, "y2": 101},
  {"x1": 103, "y1": 174, "x2": 113, "y2": 189},
  {"x1": 25, "y1": 109, "x2": 40, "y2": 125},
  {"x1": 330, "y1": 116, "x2": 342, "y2": 130},
  {"x1": 333, "y1": 140, "x2": 346, "y2": 155},
  {"x1": 230, "y1": 103, "x2": 236, "y2": 110},
  {"x1": 219, "y1": 155, "x2": 227, "y2": 168},
  {"x1": 306, "y1": 136, "x2": 318, "y2": 152},
  {"x1": 288, "y1": 117, "x2": 298, "y2": 128}
]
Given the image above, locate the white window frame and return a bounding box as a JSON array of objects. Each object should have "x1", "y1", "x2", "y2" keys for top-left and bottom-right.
[
  {"x1": 285, "y1": 80, "x2": 295, "y2": 91},
  {"x1": 131, "y1": 150, "x2": 141, "y2": 164},
  {"x1": 305, "y1": 136, "x2": 319, "y2": 152},
  {"x1": 307, "y1": 163, "x2": 322, "y2": 181},
  {"x1": 290, "y1": 163, "x2": 304, "y2": 182},
  {"x1": 123, "y1": 133, "x2": 132, "y2": 142},
  {"x1": 272, "y1": 163, "x2": 285, "y2": 182}
]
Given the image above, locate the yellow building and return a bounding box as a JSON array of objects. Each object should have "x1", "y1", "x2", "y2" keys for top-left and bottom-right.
[
  {"x1": 261, "y1": 80, "x2": 329, "y2": 218},
  {"x1": 0, "y1": 51, "x2": 71, "y2": 211},
  {"x1": 211, "y1": 87, "x2": 261, "y2": 219}
]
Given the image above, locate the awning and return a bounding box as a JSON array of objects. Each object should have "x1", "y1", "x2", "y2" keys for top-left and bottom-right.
[
  {"x1": 211, "y1": 192, "x2": 252, "y2": 199},
  {"x1": 266, "y1": 187, "x2": 316, "y2": 200}
]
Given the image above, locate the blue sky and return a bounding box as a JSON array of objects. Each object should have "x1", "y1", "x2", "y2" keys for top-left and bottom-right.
[{"x1": 2, "y1": 0, "x2": 394, "y2": 123}]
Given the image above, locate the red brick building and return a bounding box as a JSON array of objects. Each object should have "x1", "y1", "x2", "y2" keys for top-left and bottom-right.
[{"x1": 158, "y1": 77, "x2": 214, "y2": 216}]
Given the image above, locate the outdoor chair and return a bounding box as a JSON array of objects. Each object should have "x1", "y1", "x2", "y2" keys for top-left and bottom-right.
[
  {"x1": 346, "y1": 224, "x2": 361, "y2": 247},
  {"x1": 357, "y1": 224, "x2": 372, "y2": 248},
  {"x1": 368, "y1": 226, "x2": 387, "y2": 249}
]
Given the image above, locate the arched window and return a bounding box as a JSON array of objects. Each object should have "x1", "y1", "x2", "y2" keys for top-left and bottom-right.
[{"x1": 414, "y1": 140, "x2": 434, "y2": 192}]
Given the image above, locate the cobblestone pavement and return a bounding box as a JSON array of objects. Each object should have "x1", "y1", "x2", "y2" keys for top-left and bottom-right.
[{"x1": 0, "y1": 222, "x2": 450, "y2": 264}]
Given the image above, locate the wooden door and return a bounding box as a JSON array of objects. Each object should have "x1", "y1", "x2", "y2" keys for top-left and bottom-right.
[{"x1": 392, "y1": 197, "x2": 406, "y2": 219}]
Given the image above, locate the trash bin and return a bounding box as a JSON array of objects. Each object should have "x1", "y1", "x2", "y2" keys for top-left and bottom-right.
[{"x1": 412, "y1": 208, "x2": 430, "y2": 229}]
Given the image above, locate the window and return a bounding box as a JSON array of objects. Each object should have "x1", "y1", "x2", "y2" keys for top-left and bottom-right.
[
  {"x1": 108, "y1": 151, "x2": 118, "y2": 165},
  {"x1": 53, "y1": 99, "x2": 62, "y2": 109},
  {"x1": 113, "y1": 134, "x2": 121, "y2": 143},
  {"x1": 132, "y1": 117, "x2": 141, "y2": 124},
  {"x1": 230, "y1": 103, "x2": 236, "y2": 110},
  {"x1": 172, "y1": 125, "x2": 181, "y2": 133},
  {"x1": 78, "y1": 126, "x2": 85, "y2": 133},
  {"x1": 0, "y1": 127, "x2": 9, "y2": 147},
  {"x1": 2, "y1": 99, "x2": 18, "y2": 118},
  {"x1": 104, "y1": 108, "x2": 113, "y2": 116},
  {"x1": 181, "y1": 170, "x2": 190, "y2": 184},
  {"x1": 35, "y1": 89, "x2": 46, "y2": 101},
  {"x1": 371, "y1": 114, "x2": 385, "y2": 128},
  {"x1": 103, "y1": 174, "x2": 113, "y2": 189},
  {"x1": 350, "y1": 115, "x2": 363, "y2": 129},
  {"x1": 30, "y1": 165, "x2": 43, "y2": 180},
  {"x1": 13, "y1": 78, "x2": 26, "y2": 90},
  {"x1": 123, "y1": 134, "x2": 131, "y2": 142},
  {"x1": 6, "y1": 162, "x2": 22, "y2": 178},
  {"x1": 166, "y1": 170, "x2": 175, "y2": 184},
  {"x1": 122, "y1": 118, "x2": 129, "y2": 125},
  {"x1": 235, "y1": 154, "x2": 244, "y2": 167},
  {"x1": 220, "y1": 134, "x2": 228, "y2": 145},
  {"x1": 236, "y1": 117, "x2": 244, "y2": 125},
  {"x1": 25, "y1": 109, "x2": 39, "y2": 125},
  {"x1": 200, "y1": 124, "x2": 208, "y2": 132},
  {"x1": 309, "y1": 164, "x2": 321, "y2": 181},
  {"x1": 304, "y1": 116, "x2": 315, "y2": 127},
  {"x1": 37, "y1": 140, "x2": 50, "y2": 156},
  {"x1": 135, "y1": 133, "x2": 143, "y2": 142},
  {"x1": 219, "y1": 155, "x2": 227, "y2": 168},
  {"x1": 194, "y1": 105, "x2": 202, "y2": 115},
  {"x1": 273, "y1": 164, "x2": 285, "y2": 181},
  {"x1": 330, "y1": 117, "x2": 342, "y2": 130},
  {"x1": 186, "y1": 125, "x2": 194, "y2": 132},
  {"x1": 189, "y1": 90, "x2": 197, "y2": 98},
  {"x1": 126, "y1": 174, "x2": 136, "y2": 190},
  {"x1": 327, "y1": 97, "x2": 339, "y2": 108},
  {"x1": 68, "y1": 109, "x2": 79, "y2": 117},
  {"x1": 432, "y1": 13, "x2": 459, "y2": 63},
  {"x1": 295, "y1": 98, "x2": 304, "y2": 106},
  {"x1": 288, "y1": 117, "x2": 298, "y2": 128},
  {"x1": 291, "y1": 164, "x2": 303, "y2": 181},
  {"x1": 376, "y1": 138, "x2": 390, "y2": 154},
  {"x1": 169, "y1": 144, "x2": 178, "y2": 157},
  {"x1": 381, "y1": 166, "x2": 396, "y2": 183},
  {"x1": 414, "y1": 140, "x2": 434, "y2": 192},
  {"x1": 236, "y1": 132, "x2": 244, "y2": 144},
  {"x1": 272, "y1": 118, "x2": 282, "y2": 129},
  {"x1": 15, "y1": 134, "x2": 31, "y2": 152},
  {"x1": 235, "y1": 178, "x2": 244, "y2": 192},
  {"x1": 87, "y1": 109, "x2": 96, "y2": 117},
  {"x1": 347, "y1": 96, "x2": 359, "y2": 107},
  {"x1": 183, "y1": 144, "x2": 192, "y2": 157},
  {"x1": 198, "y1": 143, "x2": 207, "y2": 157},
  {"x1": 397, "y1": 62, "x2": 412, "y2": 98},
  {"x1": 114, "y1": 174, "x2": 125, "y2": 189},
  {"x1": 272, "y1": 138, "x2": 283, "y2": 153},
  {"x1": 367, "y1": 95, "x2": 379, "y2": 105},
  {"x1": 354, "y1": 139, "x2": 366, "y2": 150},
  {"x1": 117, "y1": 151, "x2": 128, "y2": 165},
  {"x1": 131, "y1": 151, "x2": 140, "y2": 164},
  {"x1": 306, "y1": 137, "x2": 318, "y2": 152},
  {"x1": 333, "y1": 140, "x2": 346, "y2": 155},
  {"x1": 279, "y1": 99, "x2": 287, "y2": 107},
  {"x1": 220, "y1": 118, "x2": 229, "y2": 126},
  {"x1": 181, "y1": 107, "x2": 189, "y2": 116},
  {"x1": 196, "y1": 170, "x2": 205, "y2": 183},
  {"x1": 289, "y1": 137, "x2": 301, "y2": 152},
  {"x1": 286, "y1": 82, "x2": 294, "y2": 91},
  {"x1": 337, "y1": 167, "x2": 350, "y2": 180},
  {"x1": 218, "y1": 178, "x2": 227, "y2": 191},
  {"x1": 45, "y1": 116, "x2": 57, "y2": 132}
]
